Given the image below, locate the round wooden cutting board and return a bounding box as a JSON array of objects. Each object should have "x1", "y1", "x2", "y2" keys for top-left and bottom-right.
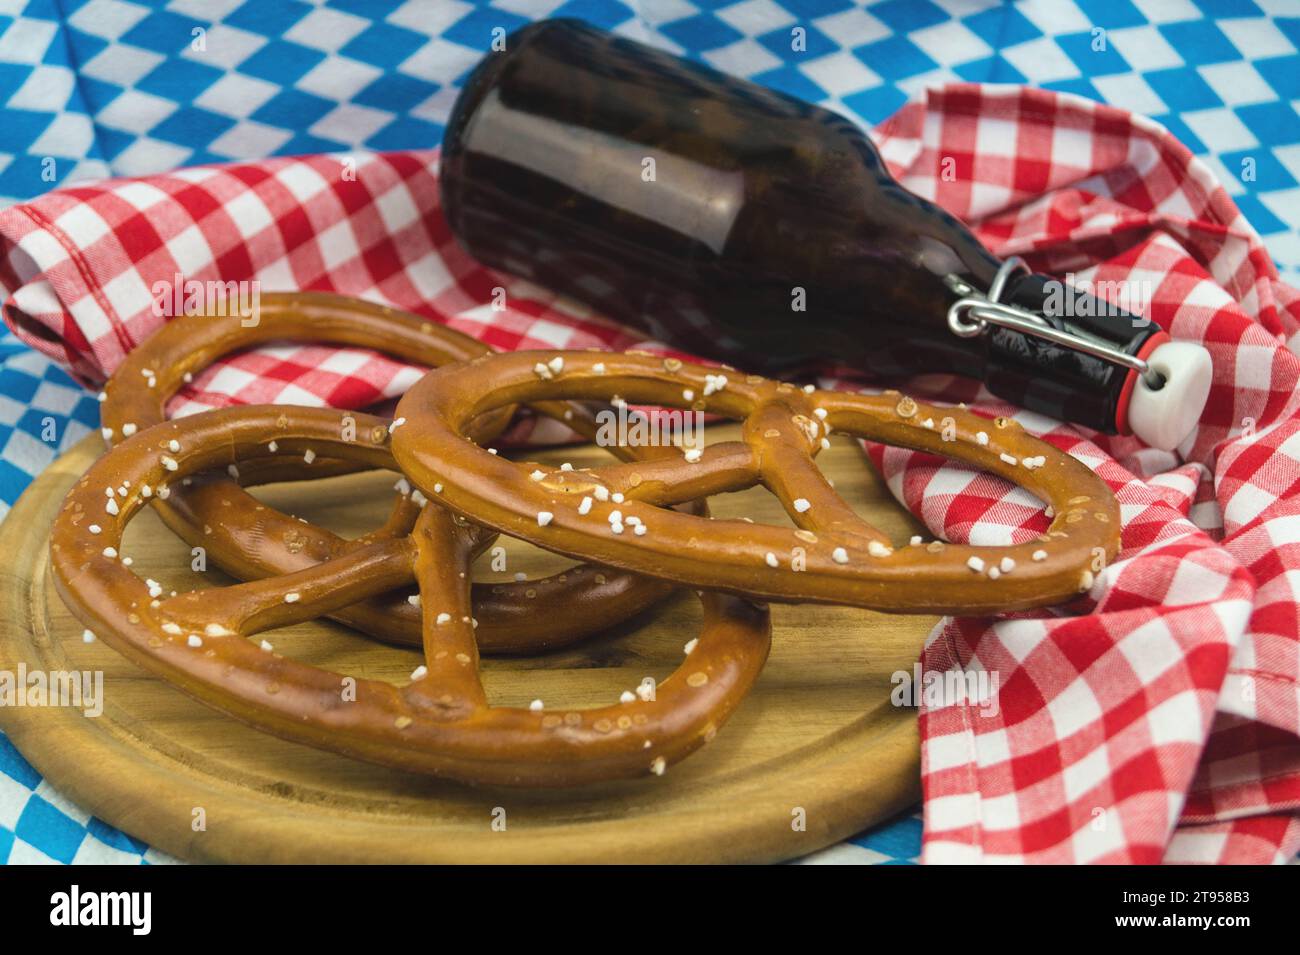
[{"x1": 0, "y1": 428, "x2": 929, "y2": 864}]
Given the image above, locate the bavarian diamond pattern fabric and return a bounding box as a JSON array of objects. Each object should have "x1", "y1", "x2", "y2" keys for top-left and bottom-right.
[
  {"x1": 1, "y1": 0, "x2": 1297, "y2": 281},
  {"x1": 2, "y1": 0, "x2": 1299, "y2": 866}
]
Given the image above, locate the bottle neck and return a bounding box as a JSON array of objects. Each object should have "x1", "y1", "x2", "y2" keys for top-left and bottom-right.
[{"x1": 971, "y1": 269, "x2": 1163, "y2": 434}]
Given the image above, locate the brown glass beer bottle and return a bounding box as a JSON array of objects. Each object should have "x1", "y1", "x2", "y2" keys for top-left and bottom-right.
[{"x1": 440, "y1": 19, "x2": 1210, "y2": 450}]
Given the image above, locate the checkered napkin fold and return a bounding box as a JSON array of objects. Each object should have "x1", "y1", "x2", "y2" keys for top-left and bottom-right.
[{"x1": 4, "y1": 84, "x2": 1299, "y2": 864}]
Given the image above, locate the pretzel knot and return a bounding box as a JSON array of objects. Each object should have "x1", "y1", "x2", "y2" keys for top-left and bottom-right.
[
  {"x1": 392, "y1": 352, "x2": 1122, "y2": 615},
  {"x1": 99, "y1": 292, "x2": 672, "y2": 654},
  {"x1": 51, "y1": 404, "x2": 772, "y2": 785}
]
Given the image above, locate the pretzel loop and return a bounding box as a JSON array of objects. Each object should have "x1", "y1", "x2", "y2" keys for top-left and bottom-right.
[
  {"x1": 392, "y1": 352, "x2": 1122, "y2": 616},
  {"x1": 51, "y1": 405, "x2": 771, "y2": 785},
  {"x1": 100, "y1": 292, "x2": 674, "y2": 652}
]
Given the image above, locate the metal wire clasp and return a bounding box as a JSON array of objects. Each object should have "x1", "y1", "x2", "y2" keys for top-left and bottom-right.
[{"x1": 946, "y1": 256, "x2": 1164, "y2": 389}]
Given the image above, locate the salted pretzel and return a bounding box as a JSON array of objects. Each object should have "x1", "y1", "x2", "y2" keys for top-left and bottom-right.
[
  {"x1": 391, "y1": 351, "x2": 1122, "y2": 616},
  {"x1": 99, "y1": 292, "x2": 672, "y2": 652},
  {"x1": 51, "y1": 405, "x2": 770, "y2": 785}
]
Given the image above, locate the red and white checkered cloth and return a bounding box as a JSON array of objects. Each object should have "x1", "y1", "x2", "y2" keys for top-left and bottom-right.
[{"x1": 3, "y1": 84, "x2": 1298, "y2": 864}]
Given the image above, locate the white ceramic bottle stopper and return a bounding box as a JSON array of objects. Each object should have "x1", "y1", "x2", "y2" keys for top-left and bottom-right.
[{"x1": 1126, "y1": 341, "x2": 1213, "y2": 452}]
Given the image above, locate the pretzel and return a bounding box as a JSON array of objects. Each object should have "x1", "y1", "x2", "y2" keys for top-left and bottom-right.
[
  {"x1": 99, "y1": 292, "x2": 672, "y2": 652},
  {"x1": 52, "y1": 404, "x2": 771, "y2": 784},
  {"x1": 391, "y1": 351, "x2": 1122, "y2": 615}
]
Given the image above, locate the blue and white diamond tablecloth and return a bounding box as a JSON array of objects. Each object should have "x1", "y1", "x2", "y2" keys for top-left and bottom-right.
[{"x1": 1, "y1": 0, "x2": 1297, "y2": 865}]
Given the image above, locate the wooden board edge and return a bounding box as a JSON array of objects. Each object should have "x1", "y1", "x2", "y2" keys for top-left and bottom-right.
[{"x1": 0, "y1": 434, "x2": 922, "y2": 864}]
